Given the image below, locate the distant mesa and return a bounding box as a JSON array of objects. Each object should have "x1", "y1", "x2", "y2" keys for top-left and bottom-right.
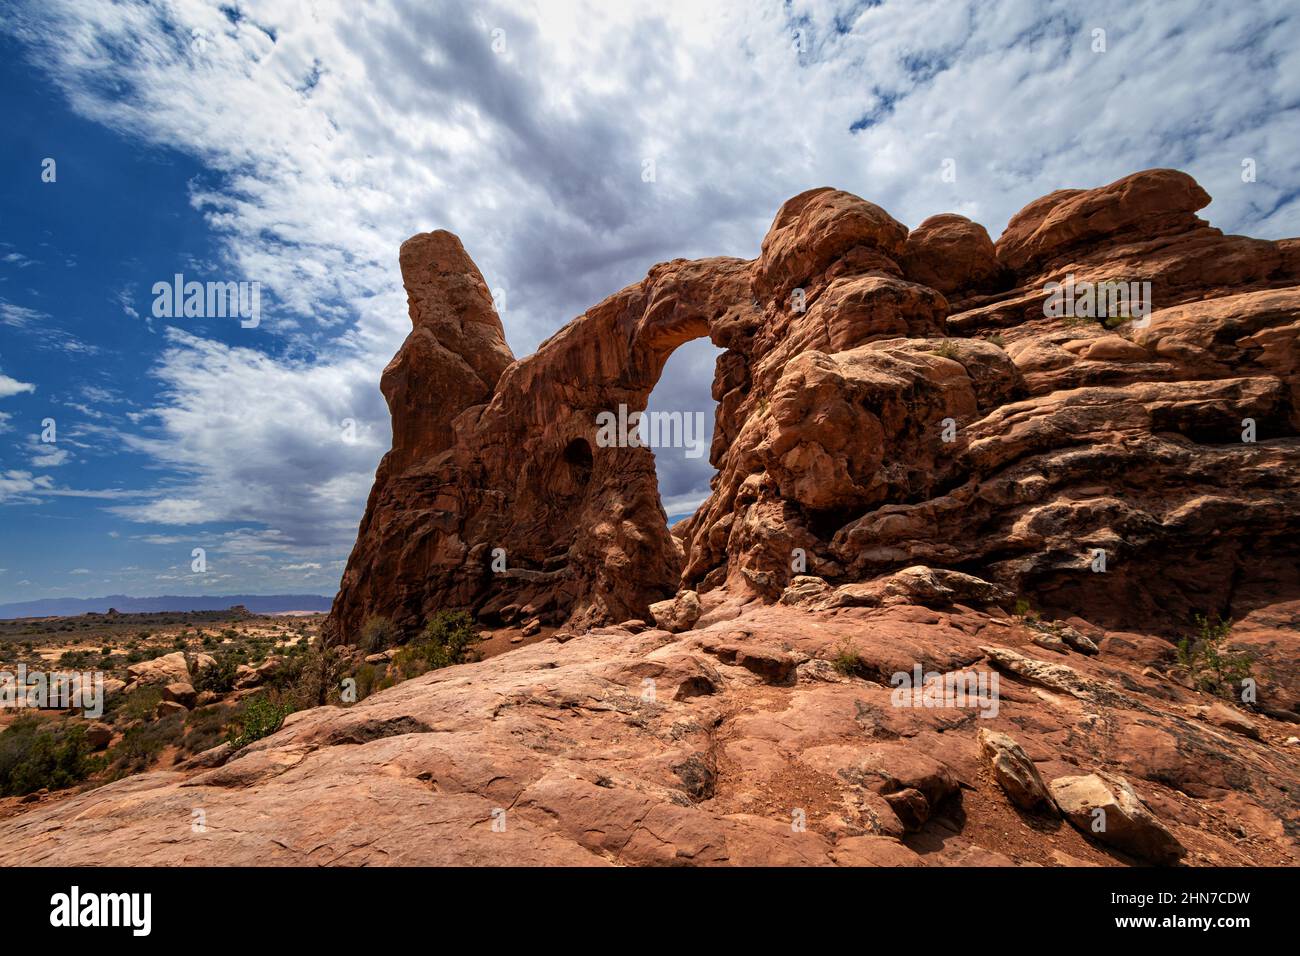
[{"x1": 0, "y1": 594, "x2": 332, "y2": 620}]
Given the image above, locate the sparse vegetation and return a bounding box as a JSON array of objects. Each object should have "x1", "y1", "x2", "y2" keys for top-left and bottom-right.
[
  {"x1": 114, "y1": 686, "x2": 163, "y2": 723},
  {"x1": 0, "y1": 609, "x2": 333, "y2": 795},
  {"x1": 934, "y1": 339, "x2": 961, "y2": 360},
  {"x1": 831, "y1": 638, "x2": 873, "y2": 679},
  {"x1": 393, "y1": 610, "x2": 483, "y2": 678},
  {"x1": 361, "y1": 615, "x2": 398, "y2": 653},
  {"x1": 0, "y1": 716, "x2": 102, "y2": 796},
  {"x1": 1012, "y1": 598, "x2": 1039, "y2": 621},
  {"x1": 226, "y1": 693, "x2": 295, "y2": 751},
  {"x1": 1176, "y1": 614, "x2": 1253, "y2": 698},
  {"x1": 104, "y1": 714, "x2": 184, "y2": 779},
  {"x1": 351, "y1": 661, "x2": 395, "y2": 702},
  {"x1": 193, "y1": 653, "x2": 240, "y2": 695}
]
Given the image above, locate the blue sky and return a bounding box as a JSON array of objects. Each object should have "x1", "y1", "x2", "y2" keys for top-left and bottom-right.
[{"x1": 1, "y1": 0, "x2": 1297, "y2": 605}]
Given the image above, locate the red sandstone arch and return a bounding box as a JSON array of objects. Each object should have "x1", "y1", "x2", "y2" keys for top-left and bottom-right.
[{"x1": 329, "y1": 171, "x2": 1300, "y2": 643}]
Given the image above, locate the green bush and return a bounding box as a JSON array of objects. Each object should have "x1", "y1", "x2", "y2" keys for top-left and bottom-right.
[
  {"x1": 360, "y1": 616, "x2": 397, "y2": 653},
  {"x1": 193, "y1": 653, "x2": 240, "y2": 695},
  {"x1": 113, "y1": 686, "x2": 163, "y2": 723},
  {"x1": 830, "y1": 638, "x2": 872, "y2": 679},
  {"x1": 352, "y1": 662, "x2": 395, "y2": 702},
  {"x1": 1012, "y1": 598, "x2": 1039, "y2": 621},
  {"x1": 0, "y1": 716, "x2": 102, "y2": 796},
  {"x1": 57, "y1": 650, "x2": 96, "y2": 670},
  {"x1": 226, "y1": 693, "x2": 295, "y2": 751},
  {"x1": 393, "y1": 610, "x2": 483, "y2": 678},
  {"x1": 1176, "y1": 614, "x2": 1253, "y2": 698}
]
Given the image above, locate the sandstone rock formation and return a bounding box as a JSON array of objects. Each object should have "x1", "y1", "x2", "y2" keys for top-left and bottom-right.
[
  {"x1": 329, "y1": 168, "x2": 1300, "y2": 643},
  {"x1": 2, "y1": 169, "x2": 1298, "y2": 867},
  {"x1": 125, "y1": 652, "x2": 191, "y2": 690}
]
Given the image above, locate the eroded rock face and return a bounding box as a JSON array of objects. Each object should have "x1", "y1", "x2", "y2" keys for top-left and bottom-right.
[{"x1": 329, "y1": 167, "x2": 1300, "y2": 642}]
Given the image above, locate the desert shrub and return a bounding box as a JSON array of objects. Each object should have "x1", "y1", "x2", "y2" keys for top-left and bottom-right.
[
  {"x1": 113, "y1": 686, "x2": 163, "y2": 723},
  {"x1": 181, "y1": 705, "x2": 230, "y2": 755},
  {"x1": 274, "y1": 644, "x2": 351, "y2": 708},
  {"x1": 125, "y1": 647, "x2": 168, "y2": 665},
  {"x1": 1176, "y1": 614, "x2": 1253, "y2": 698},
  {"x1": 831, "y1": 639, "x2": 873, "y2": 679},
  {"x1": 352, "y1": 662, "x2": 395, "y2": 702},
  {"x1": 934, "y1": 339, "x2": 961, "y2": 360},
  {"x1": 1012, "y1": 598, "x2": 1039, "y2": 621},
  {"x1": 226, "y1": 693, "x2": 294, "y2": 750},
  {"x1": 193, "y1": 653, "x2": 240, "y2": 695},
  {"x1": 0, "y1": 716, "x2": 102, "y2": 796},
  {"x1": 393, "y1": 611, "x2": 483, "y2": 679},
  {"x1": 360, "y1": 616, "x2": 398, "y2": 653},
  {"x1": 104, "y1": 714, "x2": 185, "y2": 778},
  {"x1": 57, "y1": 650, "x2": 96, "y2": 670}
]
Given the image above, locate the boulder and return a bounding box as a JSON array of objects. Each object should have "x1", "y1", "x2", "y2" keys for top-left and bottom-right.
[
  {"x1": 126, "y1": 652, "x2": 190, "y2": 688},
  {"x1": 156, "y1": 700, "x2": 188, "y2": 719},
  {"x1": 648, "y1": 591, "x2": 702, "y2": 634},
  {"x1": 1192, "y1": 703, "x2": 1261, "y2": 740},
  {"x1": 1049, "y1": 773, "x2": 1186, "y2": 864},
  {"x1": 234, "y1": 658, "x2": 282, "y2": 690},
  {"x1": 161, "y1": 682, "x2": 197, "y2": 708},
  {"x1": 84, "y1": 722, "x2": 113, "y2": 750},
  {"x1": 977, "y1": 729, "x2": 1053, "y2": 812}
]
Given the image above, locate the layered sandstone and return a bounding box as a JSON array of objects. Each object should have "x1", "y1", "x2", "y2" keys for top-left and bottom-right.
[{"x1": 330, "y1": 169, "x2": 1300, "y2": 642}]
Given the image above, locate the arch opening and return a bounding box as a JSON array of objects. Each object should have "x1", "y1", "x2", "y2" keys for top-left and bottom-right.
[{"x1": 643, "y1": 336, "x2": 723, "y2": 534}]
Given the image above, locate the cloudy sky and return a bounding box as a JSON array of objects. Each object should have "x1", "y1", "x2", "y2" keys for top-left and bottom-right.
[{"x1": 0, "y1": 0, "x2": 1297, "y2": 605}]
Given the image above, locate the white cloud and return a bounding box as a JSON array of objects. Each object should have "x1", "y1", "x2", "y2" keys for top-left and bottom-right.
[
  {"x1": 30, "y1": 443, "x2": 71, "y2": 468},
  {"x1": 0, "y1": 373, "x2": 36, "y2": 399},
  {"x1": 0, "y1": 470, "x2": 54, "y2": 504},
  {"x1": 0, "y1": 299, "x2": 45, "y2": 328},
  {"x1": 3, "y1": 0, "x2": 1297, "y2": 589}
]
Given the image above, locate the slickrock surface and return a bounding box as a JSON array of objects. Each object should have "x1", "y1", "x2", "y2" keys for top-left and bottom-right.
[{"x1": 3, "y1": 169, "x2": 1297, "y2": 866}]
